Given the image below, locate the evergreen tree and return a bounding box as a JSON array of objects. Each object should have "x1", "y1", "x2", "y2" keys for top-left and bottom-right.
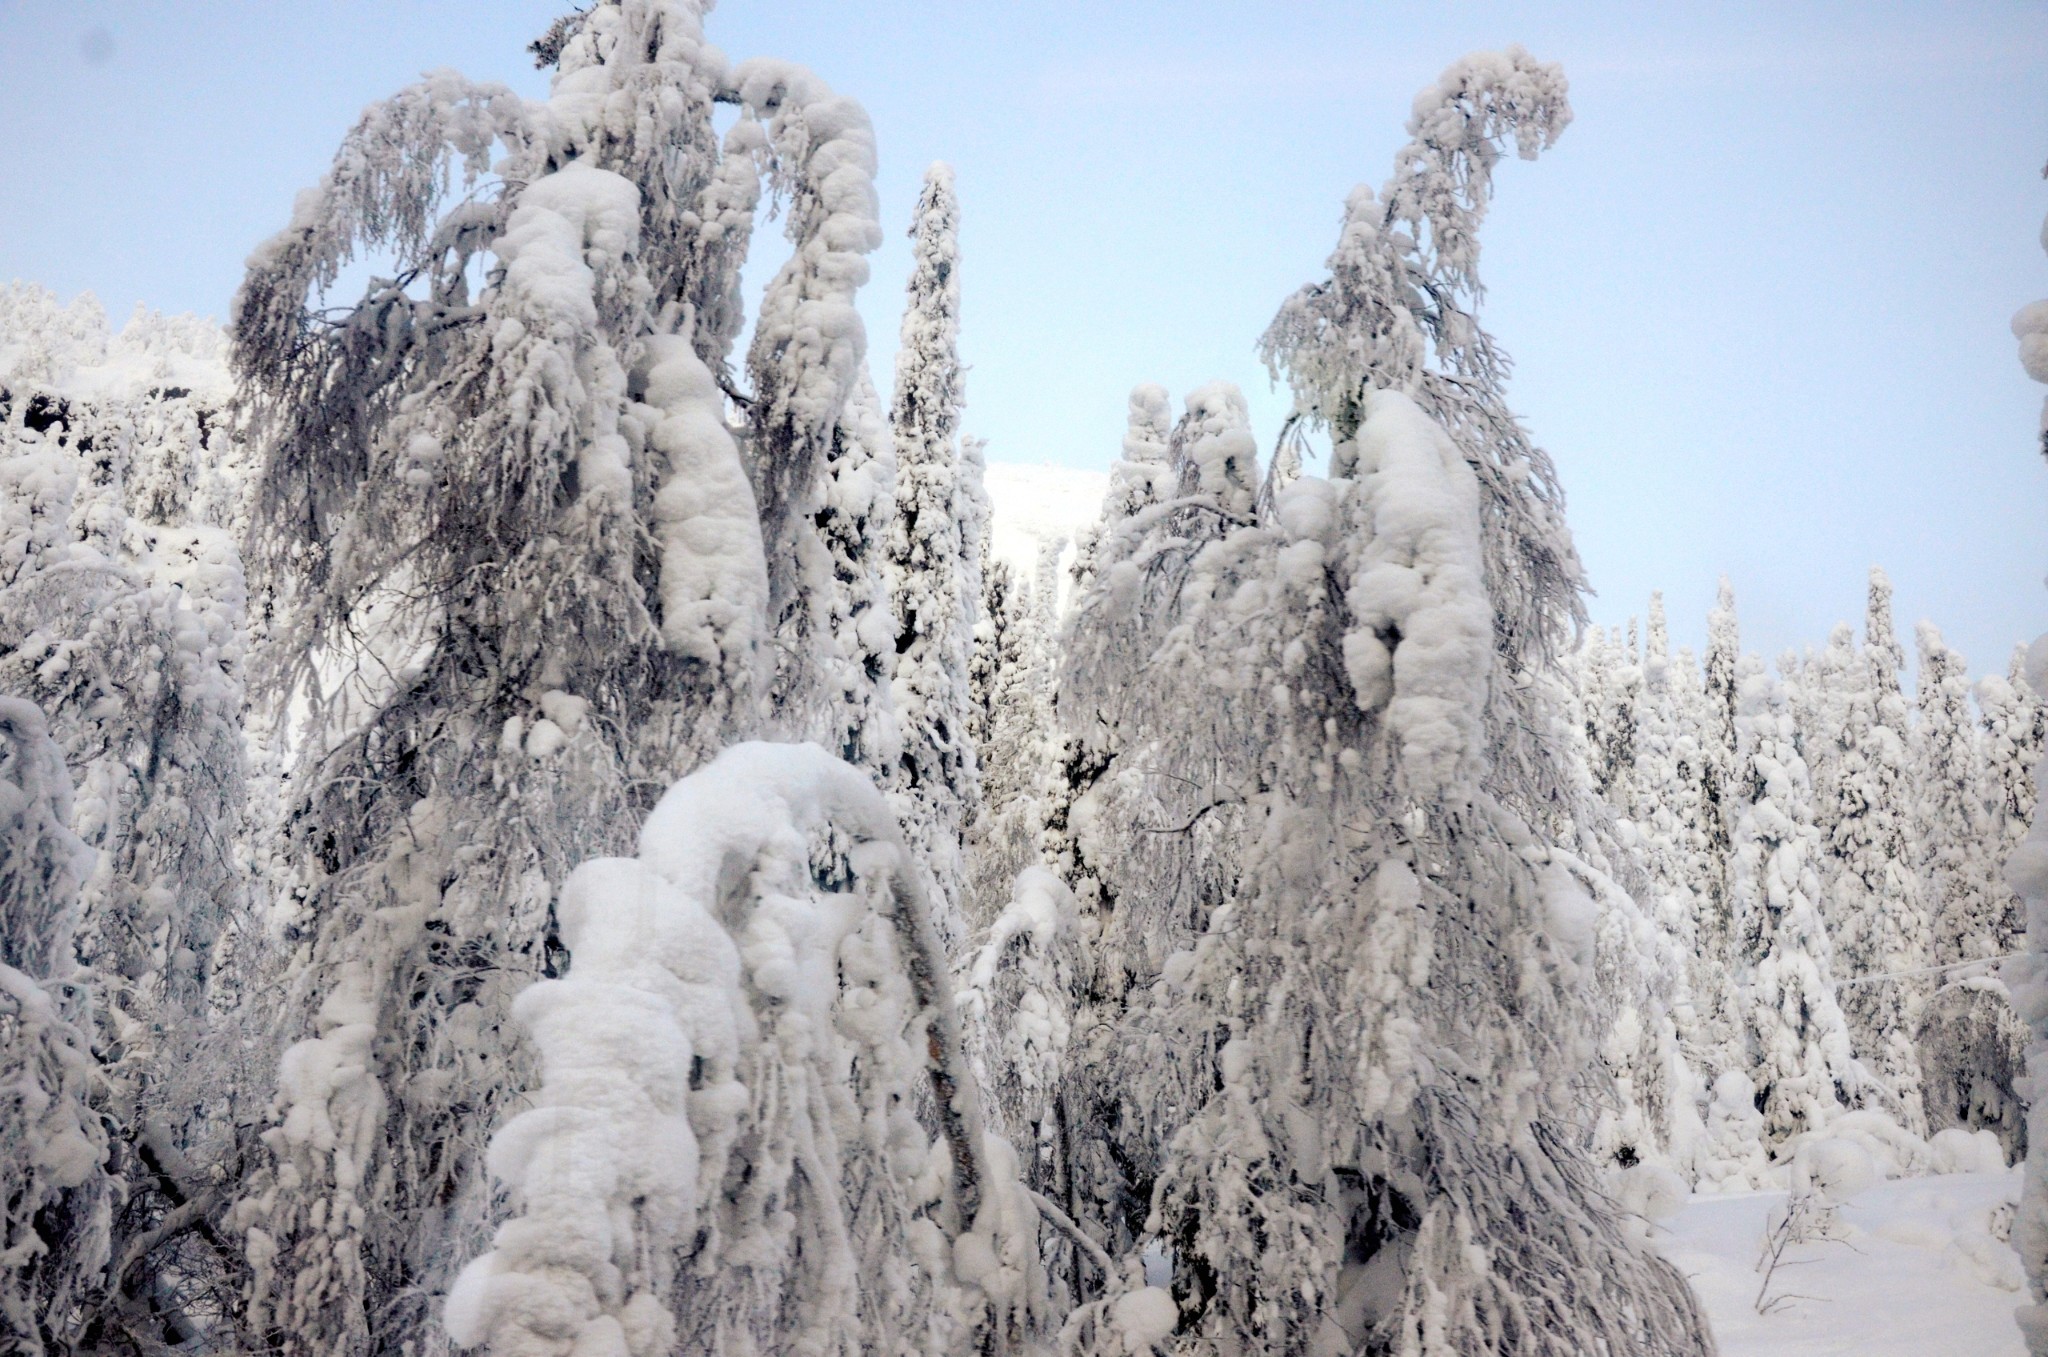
[
  {"x1": 1988, "y1": 645, "x2": 2047, "y2": 867},
  {"x1": 1590, "y1": 623, "x2": 1643, "y2": 810},
  {"x1": 1919, "y1": 636, "x2": 2037, "y2": 1160},
  {"x1": 1917, "y1": 622, "x2": 1996, "y2": 966},
  {"x1": 964, "y1": 557, "x2": 1055, "y2": 941},
  {"x1": 1794, "y1": 626, "x2": 1859, "y2": 826},
  {"x1": 1820, "y1": 568, "x2": 1931, "y2": 1135},
  {"x1": 796, "y1": 367, "x2": 900, "y2": 778},
  {"x1": 1729, "y1": 655, "x2": 1863, "y2": 1148},
  {"x1": 1071, "y1": 382, "x2": 1173, "y2": 593},
  {"x1": 1696, "y1": 579, "x2": 1742, "y2": 971},
  {"x1": 1632, "y1": 594, "x2": 1738, "y2": 1130},
  {"x1": 887, "y1": 162, "x2": 980, "y2": 942}
]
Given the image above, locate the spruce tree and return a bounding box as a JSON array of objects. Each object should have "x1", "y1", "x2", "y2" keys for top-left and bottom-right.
[
  {"x1": 887, "y1": 162, "x2": 981, "y2": 941},
  {"x1": 1729, "y1": 656, "x2": 1863, "y2": 1148},
  {"x1": 1633, "y1": 594, "x2": 1738, "y2": 1126},
  {"x1": 1917, "y1": 622, "x2": 1996, "y2": 966},
  {"x1": 1821, "y1": 568, "x2": 1931, "y2": 1134}
]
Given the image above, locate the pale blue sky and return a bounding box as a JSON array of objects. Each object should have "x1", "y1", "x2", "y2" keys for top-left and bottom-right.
[{"x1": 2, "y1": 1, "x2": 2044, "y2": 674}]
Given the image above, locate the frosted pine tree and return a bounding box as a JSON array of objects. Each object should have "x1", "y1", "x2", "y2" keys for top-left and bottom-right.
[
  {"x1": 1983, "y1": 648, "x2": 2046, "y2": 950},
  {"x1": 2012, "y1": 639, "x2": 2048, "y2": 1349},
  {"x1": 225, "y1": 8, "x2": 891, "y2": 1348},
  {"x1": 1631, "y1": 595, "x2": 1740, "y2": 1129},
  {"x1": 795, "y1": 366, "x2": 900, "y2": 777},
  {"x1": 1818, "y1": 569, "x2": 1930, "y2": 1135},
  {"x1": 887, "y1": 162, "x2": 981, "y2": 940},
  {"x1": 1729, "y1": 655, "x2": 1864, "y2": 1147},
  {"x1": 1054, "y1": 50, "x2": 1712, "y2": 1356},
  {"x1": 964, "y1": 557, "x2": 1056, "y2": 941},
  {"x1": 1917, "y1": 622, "x2": 1997, "y2": 966},
  {"x1": 1989, "y1": 645, "x2": 2047, "y2": 860},
  {"x1": 1543, "y1": 678, "x2": 1700, "y2": 1181},
  {"x1": 1695, "y1": 579, "x2": 1743, "y2": 977},
  {"x1": 1794, "y1": 629, "x2": 1850, "y2": 828},
  {"x1": 1579, "y1": 623, "x2": 1642, "y2": 810},
  {"x1": 1071, "y1": 382, "x2": 1173, "y2": 593},
  {"x1": 1918, "y1": 644, "x2": 2038, "y2": 1158}
]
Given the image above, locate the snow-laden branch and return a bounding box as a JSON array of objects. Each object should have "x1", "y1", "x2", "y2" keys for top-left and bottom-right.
[{"x1": 448, "y1": 742, "x2": 1044, "y2": 1356}]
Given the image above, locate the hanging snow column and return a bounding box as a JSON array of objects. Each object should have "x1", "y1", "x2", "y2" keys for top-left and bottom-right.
[
  {"x1": 887, "y1": 162, "x2": 982, "y2": 942},
  {"x1": 0, "y1": 698, "x2": 113, "y2": 1355},
  {"x1": 1051, "y1": 49, "x2": 1713, "y2": 1356},
  {"x1": 741, "y1": 57, "x2": 893, "y2": 758},
  {"x1": 446, "y1": 741, "x2": 1047, "y2": 1357},
  {"x1": 225, "y1": 5, "x2": 882, "y2": 1350}
]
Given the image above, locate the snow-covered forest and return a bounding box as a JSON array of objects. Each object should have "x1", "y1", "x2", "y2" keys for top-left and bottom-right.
[{"x1": 1, "y1": 3, "x2": 2042, "y2": 1354}]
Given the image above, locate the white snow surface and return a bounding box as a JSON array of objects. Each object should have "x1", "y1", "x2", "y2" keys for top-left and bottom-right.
[
  {"x1": 1660, "y1": 1169, "x2": 2024, "y2": 1356},
  {"x1": 981, "y1": 460, "x2": 1107, "y2": 613}
]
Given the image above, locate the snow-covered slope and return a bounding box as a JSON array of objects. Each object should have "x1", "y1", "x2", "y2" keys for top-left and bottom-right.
[
  {"x1": 982, "y1": 461, "x2": 1105, "y2": 610},
  {"x1": 1663, "y1": 1170, "x2": 2024, "y2": 1356}
]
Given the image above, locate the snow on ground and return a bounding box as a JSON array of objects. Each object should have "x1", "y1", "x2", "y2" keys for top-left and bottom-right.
[
  {"x1": 1660, "y1": 1170, "x2": 2024, "y2": 1357},
  {"x1": 982, "y1": 461, "x2": 1106, "y2": 612}
]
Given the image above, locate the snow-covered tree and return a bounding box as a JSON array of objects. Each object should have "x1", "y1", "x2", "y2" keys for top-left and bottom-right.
[
  {"x1": 1071, "y1": 382, "x2": 1173, "y2": 593},
  {"x1": 0, "y1": 698, "x2": 114, "y2": 1355},
  {"x1": 1917, "y1": 622, "x2": 1996, "y2": 967},
  {"x1": 888, "y1": 162, "x2": 980, "y2": 941},
  {"x1": 0, "y1": 287, "x2": 263, "y2": 1348},
  {"x1": 1694, "y1": 579, "x2": 1743, "y2": 979},
  {"x1": 2008, "y1": 197, "x2": 2048, "y2": 1354},
  {"x1": 1054, "y1": 50, "x2": 1712, "y2": 1356},
  {"x1": 1820, "y1": 568, "x2": 1931, "y2": 1135},
  {"x1": 1578, "y1": 623, "x2": 1642, "y2": 810},
  {"x1": 1988, "y1": 646, "x2": 2047, "y2": 865},
  {"x1": 956, "y1": 867, "x2": 1088, "y2": 1211},
  {"x1": 1629, "y1": 595, "x2": 1738, "y2": 1133},
  {"x1": 965, "y1": 556, "x2": 1054, "y2": 934},
  {"x1": 1729, "y1": 655, "x2": 1863, "y2": 1148},
  {"x1": 447, "y1": 742, "x2": 1051, "y2": 1356},
  {"x1": 789, "y1": 365, "x2": 899, "y2": 778},
  {"x1": 225, "y1": 8, "x2": 890, "y2": 1348}
]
